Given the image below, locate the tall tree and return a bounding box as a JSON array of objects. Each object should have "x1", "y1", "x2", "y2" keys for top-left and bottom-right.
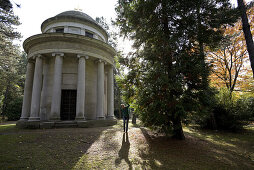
[
  {"x1": 237, "y1": 0, "x2": 254, "y2": 77},
  {"x1": 0, "y1": 0, "x2": 23, "y2": 119},
  {"x1": 208, "y1": 25, "x2": 251, "y2": 93},
  {"x1": 208, "y1": 5, "x2": 254, "y2": 93},
  {"x1": 115, "y1": 0, "x2": 237, "y2": 139}
]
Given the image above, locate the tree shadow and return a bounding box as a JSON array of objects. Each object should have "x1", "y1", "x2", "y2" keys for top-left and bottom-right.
[
  {"x1": 138, "y1": 127, "x2": 254, "y2": 169},
  {"x1": 115, "y1": 132, "x2": 132, "y2": 169},
  {"x1": 186, "y1": 125, "x2": 254, "y2": 151}
]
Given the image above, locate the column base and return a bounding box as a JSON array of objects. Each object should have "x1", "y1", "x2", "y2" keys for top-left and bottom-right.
[
  {"x1": 96, "y1": 116, "x2": 105, "y2": 120},
  {"x1": 16, "y1": 119, "x2": 28, "y2": 128},
  {"x1": 28, "y1": 117, "x2": 40, "y2": 121},
  {"x1": 75, "y1": 117, "x2": 85, "y2": 121},
  {"x1": 106, "y1": 116, "x2": 116, "y2": 120},
  {"x1": 77, "y1": 120, "x2": 88, "y2": 128},
  {"x1": 27, "y1": 120, "x2": 40, "y2": 129},
  {"x1": 49, "y1": 117, "x2": 61, "y2": 122},
  {"x1": 40, "y1": 122, "x2": 55, "y2": 129},
  {"x1": 19, "y1": 117, "x2": 29, "y2": 121}
]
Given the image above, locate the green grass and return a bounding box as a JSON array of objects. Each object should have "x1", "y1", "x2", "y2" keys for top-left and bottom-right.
[
  {"x1": 183, "y1": 125, "x2": 254, "y2": 163},
  {"x1": 0, "y1": 122, "x2": 254, "y2": 169}
]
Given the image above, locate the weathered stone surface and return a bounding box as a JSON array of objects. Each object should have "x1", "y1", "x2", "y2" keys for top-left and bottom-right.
[
  {"x1": 85, "y1": 119, "x2": 117, "y2": 127},
  {"x1": 18, "y1": 10, "x2": 116, "y2": 128},
  {"x1": 40, "y1": 122, "x2": 55, "y2": 129},
  {"x1": 17, "y1": 119, "x2": 117, "y2": 129},
  {"x1": 26, "y1": 121, "x2": 40, "y2": 129},
  {"x1": 16, "y1": 120, "x2": 28, "y2": 128}
]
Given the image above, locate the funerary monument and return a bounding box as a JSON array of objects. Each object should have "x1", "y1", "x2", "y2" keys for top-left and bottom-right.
[{"x1": 17, "y1": 10, "x2": 116, "y2": 128}]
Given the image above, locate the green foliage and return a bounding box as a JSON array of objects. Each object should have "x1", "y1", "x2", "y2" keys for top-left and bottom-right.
[
  {"x1": 95, "y1": 16, "x2": 118, "y2": 48},
  {"x1": 5, "y1": 96, "x2": 22, "y2": 121},
  {"x1": 115, "y1": 0, "x2": 237, "y2": 139},
  {"x1": 199, "y1": 88, "x2": 252, "y2": 131},
  {"x1": 0, "y1": 1, "x2": 25, "y2": 119},
  {"x1": 236, "y1": 96, "x2": 254, "y2": 120}
]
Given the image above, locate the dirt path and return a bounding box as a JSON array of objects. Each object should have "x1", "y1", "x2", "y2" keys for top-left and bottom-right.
[{"x1": 74, "y1": 123, "x2": 145, "y2": 169}]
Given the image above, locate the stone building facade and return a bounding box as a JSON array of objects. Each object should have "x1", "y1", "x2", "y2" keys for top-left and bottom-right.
[{"x1": 17, "y1": 11, "x2": 116, "y2": 128}]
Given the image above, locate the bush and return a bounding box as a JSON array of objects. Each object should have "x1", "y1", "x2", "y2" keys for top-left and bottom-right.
[
  {"x1": 5, "y1": 97, "x2": 22, "y2": 121},
  {"x1": 212, "y1": 104, "x2": 246, "y2": 131},
  {"x1": 236, "y1": 97, "x2": 254, "y2": 120},
  {"x1": 198, "y1": 88, "x2": 251, "y2": 131}
]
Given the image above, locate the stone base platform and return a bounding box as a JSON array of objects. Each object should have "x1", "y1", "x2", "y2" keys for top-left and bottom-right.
[{"x1": 16, "y1": 119, "x2": 117, "y2": 129}]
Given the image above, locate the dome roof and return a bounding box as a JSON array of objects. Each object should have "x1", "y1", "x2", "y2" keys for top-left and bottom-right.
[
  {"x1": 55, "y1": 10, "x2": 98, "y2": 25},
  {"x1": 41, "y1": 10, "x2": 108, "y2": 39}
]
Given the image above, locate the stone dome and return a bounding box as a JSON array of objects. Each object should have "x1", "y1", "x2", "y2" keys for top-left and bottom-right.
[
  {"x1": 41, "y1": 10, "x2": 108, "y2": 42},
  {"x1": 56, "y1": 10, "x2": 98, "y2": 25}
]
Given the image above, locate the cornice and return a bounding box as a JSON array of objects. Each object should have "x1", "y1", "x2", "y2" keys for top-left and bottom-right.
[{"x1": 23, "y1": 33, "x2": 116, "y2": 57}]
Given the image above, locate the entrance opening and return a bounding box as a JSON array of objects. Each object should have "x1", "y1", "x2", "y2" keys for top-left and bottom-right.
[{"x1": 60, "y1": 90, "x2": 77, "y2": 120}]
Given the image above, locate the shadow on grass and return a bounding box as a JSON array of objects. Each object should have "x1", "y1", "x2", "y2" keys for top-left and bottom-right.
[
  {"x1": 0, "y1": 125, "x2": 111, "y2": 169},
  {"x1": 185, "y1": 125, "x2": 254, "y2": 151},
  {"x1": 115, "y1": 132, "x2": 132, "y2": 169},
  {"x1": 138, "y1": 127, "x2": 254, "y2": 169}
]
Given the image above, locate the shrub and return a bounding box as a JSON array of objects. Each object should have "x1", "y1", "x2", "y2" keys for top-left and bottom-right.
[
  {"x1": 5, "y1": 96, "x2": 22, "y2": 121},
  {"x1": 213, "y1": 104, "x2": 246, "y2": 131},
  {"x1": 198, "y1": 88, "x2": 251, "y2": 131}
]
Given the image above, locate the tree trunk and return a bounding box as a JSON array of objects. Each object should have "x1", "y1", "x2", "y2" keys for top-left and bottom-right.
[
  {"x1": 132, "y1": 113, "x2": 136, "y2": 124},
  {"x1": 1, "y1": 80, "x2": 10, "y2": 120},
  {"x1": 210, "y1": 112, "x2": 217, "y2": 130},
  {"x1": 172, "y1": 114, "x2": 185, "y2": 140},
  {"x1": 237, "y1": 0, "x2": 254, "y2": 77}
]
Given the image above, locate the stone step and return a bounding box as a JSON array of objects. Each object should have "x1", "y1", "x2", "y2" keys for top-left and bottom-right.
[
  {"x1": 18, "y1": 119, "x2": 117, "y2": 129},
  {"x1": 54, "y1": 121, "x2": 78, "y2": 128}
]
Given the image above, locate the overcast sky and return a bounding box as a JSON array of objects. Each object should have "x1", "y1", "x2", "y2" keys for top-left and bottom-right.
[{"x1": 12, "y1": 0, "x2": 250, "y2": 53}]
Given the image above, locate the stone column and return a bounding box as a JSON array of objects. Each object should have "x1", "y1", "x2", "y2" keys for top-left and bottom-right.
[
  {"x1": 29, "y1": 55, "x2": 43, "y2": 121},
  {"x1": 97, "y1": 60, "x2": 105, "y2": 119},
  {"x1": 40, "y1": 58, "x2": 49, "y2": 121},
  {"x1": 20, "y1": 61, "x2": 35, "y2": 120},
  {"x1": 76, "y1": 55, "x2": 88, "y2": 121},
  {"x1": 50, "y1": 53, "x2": 64, "y2": 120},
  {"x1": 107, "y1": 65, "x2": 114, "y2": 119}
]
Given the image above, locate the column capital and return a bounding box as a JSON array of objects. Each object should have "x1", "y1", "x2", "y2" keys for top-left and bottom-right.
[
  {"x1": 77, "y1": 55, "x2": 89, "y2": 60},
  {"x1": 28, "y1": 58, "x2": 35, "y2": 63},
  {"x1": 96, "y1": 59, "x2": 106, "y2": 64},
  {"x1": 52, "y1": 53, "x2": 64, "y2": 57},
  {"x1": 32, "y1": 54, "x2": 42, "y2": 60}
]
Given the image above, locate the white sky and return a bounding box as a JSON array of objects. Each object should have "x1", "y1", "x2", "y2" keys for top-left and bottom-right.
[
  {"x1": 12, "y1": 0, "x2": 251, "y2": 53},
  {"x1": 13, "y1": 0, "x2": 118, "y2": 41}
]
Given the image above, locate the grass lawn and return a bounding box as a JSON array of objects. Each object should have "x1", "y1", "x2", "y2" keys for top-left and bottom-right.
[{"x1": 0, "y1": 121, "x2": 254, "y2": 169}]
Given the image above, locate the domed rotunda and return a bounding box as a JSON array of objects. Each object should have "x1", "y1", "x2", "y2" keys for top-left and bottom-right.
[{"x1": 17, "y1": 10, "x2": 116, "y2": 128}]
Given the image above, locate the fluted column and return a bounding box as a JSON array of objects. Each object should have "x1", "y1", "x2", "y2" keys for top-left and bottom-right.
[
  {"x1": 40, "y1": 58, "x2": 49, "y2": 121},
  {"x1": 20, "y1": 61, "x2": 35, "y2": 120},
  {"x1": 97, "y1": 60, "x2": 105, "y2": 119},
  {"x1": 50, "y1": 53, "x2": 64, "y2": 121},
  {"x1": 29, "y1": 55, "x2": 43, "y2": 121},
  {"x1": 107, "y1": 65, "x2": 114, "y2": 119},
  {"x1": 76, "y1": 55, "x2": 88, "y2": 121}
]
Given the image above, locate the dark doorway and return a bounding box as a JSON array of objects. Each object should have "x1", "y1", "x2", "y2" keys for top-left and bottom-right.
[{"x1": 60, "y1": 90, "x2": 77, "y2": 120}]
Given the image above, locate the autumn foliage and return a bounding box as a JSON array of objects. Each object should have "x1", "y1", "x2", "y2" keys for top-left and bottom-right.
[{"x1": 208, "y1": 7, "x2": 254, "y2": 93}]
